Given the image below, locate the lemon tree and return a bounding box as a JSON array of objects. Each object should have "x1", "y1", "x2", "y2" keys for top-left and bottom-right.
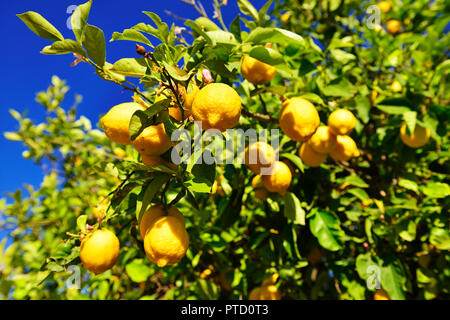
[{"x1": 1, "y1": 0, "x2": 449, "y2": 300}]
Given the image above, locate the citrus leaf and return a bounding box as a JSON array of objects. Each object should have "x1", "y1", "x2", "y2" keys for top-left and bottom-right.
[
  {"x1": 126, "y1": 259, "x2": 152, "y2": 282},
  {"x1": 17, "y1": 11, "x2": 64, "y2": 41},
  {"x1": 111, "y1": 29, "x2": 153, "y2": 47},
  {"x1": 280, "y1": 153, "x2": 304, "y2": 173},
  {"x1": 283, "y1": 192, "x2": 305, "y2": 225},
  {"x1": 41, "y1": 39, "x2": 87, "y2": 57},
  {"x1": 82, "y1": 24, "x2": 106, "y2": 67}
]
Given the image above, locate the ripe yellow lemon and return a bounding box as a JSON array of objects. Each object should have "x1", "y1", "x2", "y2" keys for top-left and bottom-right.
[
  {"x1": 251, "y1": 175, "x2": 268, "y2": 200},
  {"x1": 279, "y1": 97, "x2": 320, "y2": 142},
  {"x1": 386, "y1": 20, "x2": 402, "y2": 34},
  {"x1": 262, "y1": 161, "x2": 292, "y2": 195},
  {"x1": 80, "y1": 229, "x2": 120, "y2": 275},
  {"x1": 144, "y1": 216, "x2": 189, "y2": 267},
  {"x1": 241, "y1": 55, "x2": 277, "y2": 85},
  {"x1": 400, "y1": 122, "x2": 430, "y2": 148},
  {"x1": 139, "y1": 205, "x2": 185, "y2": 240},
  {"x1": 141, "y1": 154, "x2": 177, "y2": 171},
  {"x1": 377, "y1": 1, "x2": 392, "y2": 13},
  {"x1": 101, "y1": 102, "x2": 144, "y2": 145},
  {"x1": 308, "y1": 126, "x2": 338, "y2": 154},
  {"x1": 245, "y1": 141, "x2": 276, "y2": 174},
  {"x1": 298, "y1": 142, "x2": 328, "y2": 167},
  {"x1": 249, "y1": 285, "x2": 281, "y2": 300},
  {"x1": 390, "y1": 80, "x2": 402, "y2": 92},
  {"x1": 328, "y1": 109, "x2": 356, "y2": 136},
  {"x1": 132, "y1": 123, "x2": 173, "y2": 156},
  {"x1": 374, "y1": 289, "x2": 390, "y2": 300},
  {"x1": 191, "y1": 83, "x2": 242, "y2": 131},
  {"x1": 92, "y1": 197, "x2": 110, "y2": 220},
  {"x1": 329, "y1": 135, "x2": 359, "y2": 161}
]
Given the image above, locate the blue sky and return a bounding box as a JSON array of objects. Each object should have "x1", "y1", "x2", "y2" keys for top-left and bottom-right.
[{"x1": 0, "y1": 0, "x2": 271, "y2": 242}]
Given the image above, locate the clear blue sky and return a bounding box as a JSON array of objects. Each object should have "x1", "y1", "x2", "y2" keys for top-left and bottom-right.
[{"x1": 0, "y1": 0, "x2": 271, "y2": 242}]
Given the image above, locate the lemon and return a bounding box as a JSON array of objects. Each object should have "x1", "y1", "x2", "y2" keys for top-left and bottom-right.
[
  {"x1": 92, "y1": 196, "x2": 110, "y2": 220},
  {"x1": 262, "y1": 161, "x2": 292, "y2": 195},
  {"x1": 132, "y1": 123, "x2": 173, "y2": 156},
  {"x1": 241, "y1": 55, "x2": 277, "y2": 85},
  {"x1": 262, "y1": 273, "x2": 279, "y2": 286},
  {"x1": 191, "y1": 83, "x2": 242, "y2": 131},
  {"x1": 400, "y1": 122, "x2": 430, "y2": 148},
  {"x1": 101, "y1": 102, "x2": 144, "y2": 145},
  {"x1": 386, "y1": 20, "x2": 402, "y2": 34},
  {"x1": 279, "y1": 98, "x2": 320, "y2": 142},
  {"x1": 249, "y1": 285, "x2": 281, "y2": 300},
  {"x1": 245, "y1": 141, "x2": 277, "y2": 174},
  {"x1": 139, "y1": 205, "x2": 185, "y2": 240},
  {"x1": 144, "y1": 216, "x2": 189, "y2": 267},
  {"x1": 308, "y1": 126, "x2": 338, "y2": 154},
  {"x1": 390, "y1": 80, "x2": 402, "y2": 92},
  {"x1": 328, "y1": 109, "x2": 356, "y2": 136},
  {"x1": 251, "y1": 174, "x2": 268, "y2": 200},
  {"x1": 168, "y1": 85, "x2": 199, "y2": 122},
  {"x1": 374, "y1": 289, "x2": 390, "y2": 300},
  {"x1": 377, "y1": 1, "x2": 392, "y2": 13},
  {"x1": 329, "y1": 135, "x2": 359, "y2": 161},
  {"x1": 80, "y1": 229, "x2": 120, "y2": 275},
  {"x1": 298, "y1": 141, "x2": 328, "y2": 167}
]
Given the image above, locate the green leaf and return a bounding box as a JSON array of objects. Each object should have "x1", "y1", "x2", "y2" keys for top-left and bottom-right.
[
  {"x1": 237, "y1": 0, "x2": 260, "y2": 22},
  {"x1": 110, "y1": 58, "x2": 147, "y2": 77},
  {"x1": 40, "y1": 39, "x2": 86, "y2": 56},
  {"x1": 421, "y1": 182, "x2": 450, "y2": 199},
  {"x1": 299, "y1": 93, "x2": 324, "y2": 105},
  {"x1": 249, "y1": 46, "x2": 284, "y2": 65},
  {"x1": 126, "y1": 259, "x2": 152, "y2": 282},
  {"x1": 196, "y1": 279, "x2": 220, "y2": 299},
  {"x1": 283, "y1": 192, "x2": 305, "y2": 225},
  {"x1": 46, "y1": 261, "x2": 64, "y2": 273},
  {"x1": 194, "y1": 17, "x2": 221, "y2": 32},
  {"x1": 245, "y1": 27, "x2": 304, "y2": 46},
  {"x1": 76, "y1": 215, "x2": 88, "y2": 233},
  {"x1": 280, "y1": 153, "x2": 304, "y2": 173},
  {"x1": 330, "y1": 49, "x2": 356, "y2": 64},
  {"x1": 17, "y1": 11, "x2": 64, "y2": 41},
  {"x1": 185, "y1": 160, "x2": 216, "y2": 193},
  {"x1": 309, "y1": 210, "x2": 345, "y2": 251},
  {"x1": 142, "y1": 11, "x2": 169, "y2": 43},
  {"x1": 338, "y1": 174, "x2": 369, "y2": 188},
  {"x1": 355, "y1": 253, "x2": 375, "y2": 280},
  {"x1": 258, "y1": 0, "x2": 273, "y2": 22},
  {"x1": 4, "y1": 132, "x2": 22, "y2": 141},
  {"x1": 82, "y1": 24, "x2": 106, "y2": 67},
  {"x1": 429, "y1": 228, "x2": 450, "y2": 250},
  {"x1": 111, "y1": 29, "x2": 153, "y2": 47},
  {"x1": 71, "y1": 0, "x2": 92, "y2": 42},
  {"x1": 397, "y1": 220, "x2": 416, "y2": 242},
  {"x1": 322, "y1": 78, "x2": 356, "y2": 97},
  {"x1": 205, "y1": 30, "x2": 238, "y2": 46},
  {"x1": 129, "y1": 99, "x2": 171, "y2": 141},
  {"x1": 185, "y1": 20, "x2": 213, "y2": 45},
  {"x1": 136, "y1": 173, "x2": 170, "y2": 223},
  {"x1": 346, "y1": 188, "x2": 370, "y2": 202}
]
